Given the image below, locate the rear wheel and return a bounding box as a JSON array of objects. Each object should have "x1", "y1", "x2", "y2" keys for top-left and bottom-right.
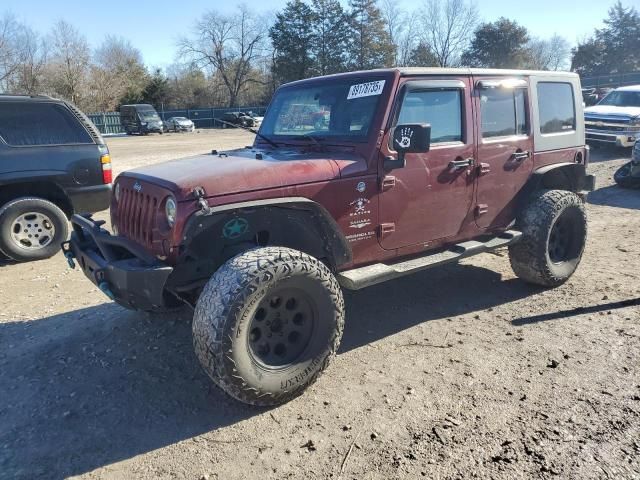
[
  {"x1": 509, "y1": 190, "x2": 587, "y2": 287},
  {"x1": 0, "y1": 197, "x2": 69, "y2": 262},
  {"x1": 192, "y1": 247, "x2": 345, "y2": 406}
]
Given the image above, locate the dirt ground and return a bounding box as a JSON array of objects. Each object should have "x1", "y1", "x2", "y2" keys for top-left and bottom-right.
[{"x1": 1, "y1": 129, "x2": 639, "y2": 480}]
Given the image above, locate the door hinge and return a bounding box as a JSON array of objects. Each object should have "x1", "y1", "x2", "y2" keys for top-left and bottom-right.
[
  {"x1": 379, "y1": 223, "x2": 395, "y2": 238},
  {"x1": 478, "y1": 163, "x2": 491, "y2": 175},
  {"x1": 475, "y1": 204, "x2": 489, "y2": 217},
  {"x1": 192, "y1": 186, "x2": 211, "y2": 213},
  {"x1": 380, "y1": 175, "x2": 396, "y2": 192}
]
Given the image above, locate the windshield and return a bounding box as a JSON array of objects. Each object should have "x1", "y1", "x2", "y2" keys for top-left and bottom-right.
[
  {"x1": 139, "y1": 111, "x2": 159, "y2": 121},
  {"x1": 260, "y1": 78, "x2": 385, "y2": 141},
  {"x1": 598, "y1": 91, "x2": 640, "y2": 107},
  {"x1": 173, "y1": 117, "x2": 188, "y2": 121}
]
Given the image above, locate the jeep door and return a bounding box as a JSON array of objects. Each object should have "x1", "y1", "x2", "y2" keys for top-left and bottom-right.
[
  {"x1": 473, "y1": 77, "x2": 534, "y2": 229},
  {"x1": 378, "y1": 78, "x2": 476, "y2": 250}
]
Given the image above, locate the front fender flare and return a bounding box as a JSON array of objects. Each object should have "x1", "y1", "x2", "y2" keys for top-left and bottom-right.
[{"x1": 179, "y1": 197, "x2": 352, "y2": 269}]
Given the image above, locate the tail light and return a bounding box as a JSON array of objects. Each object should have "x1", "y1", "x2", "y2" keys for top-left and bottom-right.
[{"x1": 101, "y1": 154, "x2": 112, "y2": 184}]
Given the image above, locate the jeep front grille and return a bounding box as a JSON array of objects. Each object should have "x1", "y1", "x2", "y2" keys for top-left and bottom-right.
[{"x1": 116, "y1": 186, "x2": 158, "y2": 248}]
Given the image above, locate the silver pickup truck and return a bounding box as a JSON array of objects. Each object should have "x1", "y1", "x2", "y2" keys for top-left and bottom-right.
[{"x1": 585, "y1": 85, "x2": 640, "y2": 148}]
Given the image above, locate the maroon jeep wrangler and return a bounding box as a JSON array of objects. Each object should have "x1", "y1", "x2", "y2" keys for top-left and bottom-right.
[{"x1": 63, "y1": 68, "x2": 595, "y2": 405}]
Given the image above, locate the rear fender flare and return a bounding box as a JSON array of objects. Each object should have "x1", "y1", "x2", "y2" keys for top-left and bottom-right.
[{"x1": 521, "y1": 163, "x2": 593, "y2": 203}]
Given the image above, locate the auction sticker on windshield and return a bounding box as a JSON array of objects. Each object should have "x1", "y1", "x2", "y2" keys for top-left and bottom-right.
[{"x1": 347, "y1": 80, "x2": 386, "y2": 100}]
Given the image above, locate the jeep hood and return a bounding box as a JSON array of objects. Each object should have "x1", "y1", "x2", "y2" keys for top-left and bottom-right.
[
  {"x1": 584, "y1": 105, "x2": 640, "y2": 118},
  {"x1": 119, "y1": 148, "x2": 356, "y2": 200}
]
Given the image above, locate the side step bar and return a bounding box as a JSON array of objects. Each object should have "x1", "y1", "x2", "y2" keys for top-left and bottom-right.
[{"x1": 337, "y1": 230, "x2": 522, "y2": 290}]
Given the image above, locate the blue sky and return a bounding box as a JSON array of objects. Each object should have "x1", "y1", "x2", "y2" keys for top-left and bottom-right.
[{"x1": 3, "y1": 0, "x2": 616, "y2": 69}]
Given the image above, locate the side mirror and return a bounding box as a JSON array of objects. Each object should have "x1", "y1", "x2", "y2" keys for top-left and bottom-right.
[{"x1": 384, "y1": 124, "x2": 431, "y2": 171}]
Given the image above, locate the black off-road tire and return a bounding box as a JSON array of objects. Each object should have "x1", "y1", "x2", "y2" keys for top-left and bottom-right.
[
  {"x1": 192, "y1": 247, "x2": 345, "y2": 406},
  {"x1": 0, "y1": 197, "x2": 69, "y2": 262},
  {"x1": 614, "y1": 161, "x2": 640, "y2": 189},
  {"x1": 509, "y1": 190, "x2": 587, "y2": 287}
]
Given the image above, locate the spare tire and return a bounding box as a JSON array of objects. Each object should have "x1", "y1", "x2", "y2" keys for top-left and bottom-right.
[{"x1": 614, "y1": 161, "x2": 640, "y2": 189}]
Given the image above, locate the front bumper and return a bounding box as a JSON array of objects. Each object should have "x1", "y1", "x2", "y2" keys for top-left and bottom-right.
[
  {"x1": 144, "y1": 124, "x2": 164, "y2": 133},
  {"x1": 62, "y1": 214, "x2": 173, "y2": 311},
  {"x1": 586, "y1": 130, "x2": 638, "y2": 148}
]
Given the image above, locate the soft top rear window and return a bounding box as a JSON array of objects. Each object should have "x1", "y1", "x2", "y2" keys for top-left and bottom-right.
[{"x1": 0, "y1": 102, "x2": 93, "y2": 146}]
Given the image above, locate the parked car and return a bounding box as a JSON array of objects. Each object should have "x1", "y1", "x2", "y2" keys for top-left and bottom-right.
[
  {"x1": 0, "y1": 94, "x2": 111, "y2": 262},
  {"x1": 241, "y1": 111, "x2": 263, "y2": 128},
  {"x1": 278, "y1": 104, "x2": 329, "y2": 130},
  {"x1": 584, "y1": 85, "x2": 640, "y2": 148},
  {"x1": 582, "y1": 88, "x2": 598, "y2": 106},
  {"x1": 614, "y1": 140, "x2": 640, "y2": 188},
  {"x1": 220, "y1": 112, "x2": 255, "y2": 128},
  {"x1": 64, "y1": 68, "x2": 593, "y2": 406},
  {"x1": 120, "y1": 104, "x2": 164, "y2": 135},
  {"x1": 164, "y1": 117, "x2": 195, "y2": 132}
]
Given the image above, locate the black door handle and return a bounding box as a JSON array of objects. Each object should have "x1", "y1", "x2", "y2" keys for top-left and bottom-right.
[
  {"x1": 448, "y1": 158, "x2": 474, "y2": 170},
  {"x1": 512, "y1": 150, "x2": 530, "y2": 161}
]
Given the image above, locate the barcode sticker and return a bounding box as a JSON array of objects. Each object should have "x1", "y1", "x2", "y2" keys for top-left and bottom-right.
[{"x1": 347, "y1": 80, "x2": 386, "y2": 100}]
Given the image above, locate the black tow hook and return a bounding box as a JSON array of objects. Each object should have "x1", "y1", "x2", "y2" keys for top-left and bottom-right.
[
  {"x1": 94, "y1": 269, "x2": 115, "y2": 300},
  {"x1": 61, "y1": 241, "x2": 76, "y2": 269}
]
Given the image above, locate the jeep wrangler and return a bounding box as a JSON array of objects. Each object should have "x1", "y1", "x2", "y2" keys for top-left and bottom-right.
[{"x1": 63, "y1": 68, "x2": 595, "y2": 406}]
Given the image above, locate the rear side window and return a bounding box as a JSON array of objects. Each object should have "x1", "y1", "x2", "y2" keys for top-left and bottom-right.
[
  {"x1": 480, "y1": 88, "x2": 528, "y2": 138},
  {"x1": 537, "y1": 82, "x2": 576, "y2": 134},
  {"x1": 0, "y1": 102, "x2": 93, "y2": 146},
  {"x1": 397, "y1": 89, "x2": 463, "y2": 143}
]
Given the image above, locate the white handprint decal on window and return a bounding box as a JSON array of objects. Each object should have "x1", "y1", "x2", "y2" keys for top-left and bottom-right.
[{"x1": 395, "y1": 127, "x2": 413, "y2": 149}]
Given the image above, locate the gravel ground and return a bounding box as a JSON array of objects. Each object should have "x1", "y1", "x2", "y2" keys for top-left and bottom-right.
[{"x1": 1, "y1": 130, "x2": 639, "y2": 480}]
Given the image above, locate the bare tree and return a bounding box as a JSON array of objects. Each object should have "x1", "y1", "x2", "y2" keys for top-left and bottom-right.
[
  {"x1": 0, "y1": 13, "x2": 29, "y2": 90},
  {"x1": 380, "y1": 0, "x2": 406, "y2": 66},
  {"x1": 49, "y1": 20, "x2": 90, "y2": 105},
  {"x1": 419, "y1": 0, "x2": 479, "y2": 67},
  {"x1": 526, "y1": 35, "x2": 571, "y2": 71},
  {"x1": 90, "y1": 36, "x2": 148, "y2": 110},
  {"x1": 396, "y1": 12, "x2": 421, "y2": 66},
  {"x1": 178, "y1": 6, "x2": 267, "y2": 107},
  {"x1": 11, "y1": 26, "x2": 48, "y2": 94}
]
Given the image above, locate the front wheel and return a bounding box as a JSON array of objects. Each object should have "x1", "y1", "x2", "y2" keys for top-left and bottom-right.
[
  {"x1": 192, "y1": 247, "x2": 345, "y2": 406},
  {"x1": 0, "y1": 197, "x2": 69, "y2": 262},
  {"x1": 509, "y1": 190, "x2": 587, "y2": 287}
]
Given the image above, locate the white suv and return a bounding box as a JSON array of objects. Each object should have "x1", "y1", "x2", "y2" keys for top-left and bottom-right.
[{"x1": 584, "y1": 85, "x2": 640, "y2": 147}]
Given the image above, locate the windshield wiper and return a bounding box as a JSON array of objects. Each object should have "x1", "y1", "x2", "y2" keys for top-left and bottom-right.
[
  {"x1": 297, "y1": 134, "x2": 323, "y2": 148},
  {"x1": 215, "y1": 117, "x2": 279, "y2": 149}
]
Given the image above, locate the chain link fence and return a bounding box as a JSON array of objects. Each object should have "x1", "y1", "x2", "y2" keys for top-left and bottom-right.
[
  {"x1": 87, "y1": 106, "x2": 268, "y2": 135},
  {"x1": 581, "y1": 71, "x2": 640, "y2": 89}
]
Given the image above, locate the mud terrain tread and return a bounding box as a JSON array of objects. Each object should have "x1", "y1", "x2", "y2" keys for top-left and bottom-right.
[
  {"x1": 509, "y1": 190, "x2": 586, "y2": 287},
  {"x1": 192, "y1": 246, "x2": 345, "y2": 406}
]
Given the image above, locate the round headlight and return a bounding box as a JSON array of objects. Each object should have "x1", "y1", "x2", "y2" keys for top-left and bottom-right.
[
  {"x1": 114, "y1": 182, "x2": 121, "y2": 202},
  {"x1": 165, "y1": 197, "x2": 177, "y2": 228}
]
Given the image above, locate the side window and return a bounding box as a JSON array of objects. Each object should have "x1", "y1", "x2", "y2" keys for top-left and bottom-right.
[
  {"x1": 396, "y1": 89, "x2": 463, "y2": 143},
  {"x1": 480, "y1": 88, "x2": 528, "y2": 138},
  {"x1": 0, "y1": 102, "x2": 93, "y2": 146},
  {"x1": 537, "y1": 82, "x2": 576, "y2": 134}
]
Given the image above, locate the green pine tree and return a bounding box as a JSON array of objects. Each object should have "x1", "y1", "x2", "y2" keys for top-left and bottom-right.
[
  {"x1": 571, "y1": 2, "x2": 640, "y2": 75},
  {"x1": 460, "y1": 18, "x2": 530, "y2": 68},
  {"x1": 310, "y1": 0, "x2": 350, "y2": 75},
  {"x1": 269, "y1": 0, "x2": 316, "y2": 84},
  {"x1": 348, "y1": 0, "x2": 395, "y2": 70}
]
